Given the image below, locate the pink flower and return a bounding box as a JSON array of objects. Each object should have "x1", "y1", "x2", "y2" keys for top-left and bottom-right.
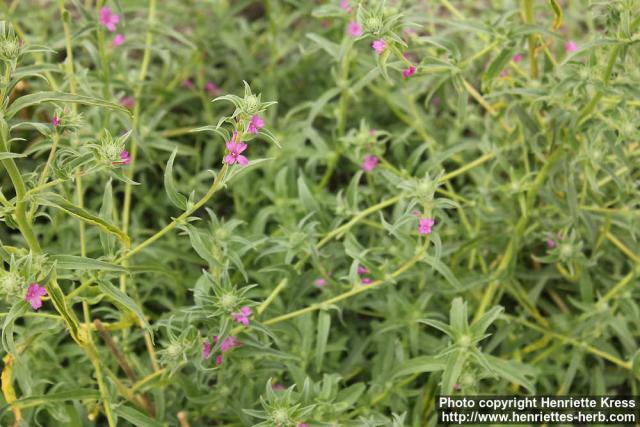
[
  {"x1": 51, "y1": 115, "x2": 60, "y2": 127},
  {"x1": 361, "y1": 155, "x2": 379, "y2": 172},
  {"x1": 220, "y1": 336, "x2": 240, "y2": 352},
  {"x1": 232, "y1": 306, "x2": 252, "y2": 325},
  {"x1": 120, "y1": 96, "x2": 135, "y2": 109},
  {"x1": 372, "y1": 39, "x2": 386, "y2": 55},
  {"x1": 357, "y1": 265, "x2": 368, "y2": 275},
  {"x1": 99, "y1": 7, "x2": 120, "y2": 32},
  {"x1": 314, "y1": 278, "x2": 327, "y2": 288},
  {"x1": 565, "y1": 40, "x2": 577, "y2": 53},
  {"x1": 512, "y1": 53, "x2": 523, "y2": 63},
  {"x1": 339, "y1": 0, "x2": 351, "y2": 12},
  {"x1": 402, "y1": 65, "x2": 416, "y2": 78},
  {"x1": 298, "y1": 424, "x2": 310, "y2": 427},
  {"x1": 247, "y1": 114, "x2": 265, "y2": 134},
  {"x1": 182, "y1": 79, "x2": 194, "y2": 89},
  {"x1": 111, "y1": 33, "x2": 124, "y2": 47},
  {"x1": 25, "y1": 283, "x2": 47, "y2": 310},
  {"x1": 202, "y1": 341, "x2": 212, "y2": 359},
  {"x1": 500, "y1": 69, "x2": 508, "y2": 78},
  {"x1": 347, "y1": 21, "x2": 362, "y2": 37},
  {"x1": 224, "y1": 132, "x2": 249, "y2": 166},
  {"x1": 119, "y1": 150, "x2": 131, "y2": 165},
  {"x1": 205, "y1": 82, "x2": 222, "y2": 97},
  {"x1": 215, "y1": 355, "x2": 223, "y2": 365},
  {"x1": 418, "y1": 218, "x2": 435, "y2": 235},
  {"x1": 361, "y1": 278, "x2": 373, "y2": 285},
  {"x1": 272, "y1": 383, "x2": 285, "y2": 390}
]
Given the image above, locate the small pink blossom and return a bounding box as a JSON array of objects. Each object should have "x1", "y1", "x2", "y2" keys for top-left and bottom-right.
[
  {"x1": 224, "y1": 132, "x2": 249, "y2": 166},
  {"x1": 220, "y1": 336, "x2": 240, "y2": 352},
  {"x1": 361, "y1": 278, "x2": 373, "y2": 285},
  {"x1": 402, "y1": 65, "x2": 416, "y2": 78},
  {"x1": 99, "y1": 7, "x2": 120, "y2": 32},
  {"x1": 111, "y1": 33, "x2": 124, "y2": 47},
  {"x1": 205, "y1": 81, "x2": 222, "y2": 97},
  {"x1": 357, "y1": 265, "x2": 368, "y2": 275},
  {"x1": 418, "y1": 218, "x2": 435, "y2": 235},
  {"x1": 118, "y1": 150, "x2": 131, "y2": 165},
  {"x1": 120, "y1": 96, "x2": 135, "y2": 109},
  {"x1": 361, "y1": 155, "x2": 379, "y2": 172},
  {"x1": 25, "y1": 283, "x2": 47, "y2": 310},
  {"x1": 182, "y1": 79, "x2": 194, "y2": 89},
  {"x1": 314, "y1": 278, "x2": 327, "y2": 288},
  {"x1": 565, "y1": 40, "x2": 577, "y2": 53},
  {"x1": 372, "y1": 39, "x2": 386, "y2": 55},
  {"x1": 202, "y1": 341, "x2": 212, "y2": 359},
  {"x1": 298, "y1": 424, "x2": 310, "y2": 427},
  {"x1": 339, "y1": 0, "x2": 352, "y2": 12},
  {"x1": 512, "y1": 53, "x2": 523, "y2": 63},
  {"x1": 215, "y1": 355, "x2": 223, "y2": 365},
  {"x1": 500, "y1": 69, "x2": 508, "y2": 78},
  {"x1": 272, "y1": 383, "x2": 285, "y2": 390},
  {"x1": 431, "y1": 97, "x2": 441, "y2": 107},
  {"x1": 247, "y1": 114, "x2": 265, "y2": 134},
  {"x1": 347, "y1": 21, "x2": 362, "y2": 37},
  {"x1": 232, "y1": 306, "x2": 252, "y2": 325},
  {"x1": 51, "y1": 115, "x2": 60, "y2": 127}
]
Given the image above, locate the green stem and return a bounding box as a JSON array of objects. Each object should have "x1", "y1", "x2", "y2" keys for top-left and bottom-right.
[{"x1": 522, "y1": 0, "x2": 538, "y2": 79}]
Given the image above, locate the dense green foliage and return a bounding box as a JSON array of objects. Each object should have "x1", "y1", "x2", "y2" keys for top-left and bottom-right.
[{"x1": 0, "y1": 0, "x2": 639, "y2": 426}]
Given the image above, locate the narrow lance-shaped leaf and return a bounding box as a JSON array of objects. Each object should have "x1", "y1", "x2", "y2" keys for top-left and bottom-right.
[
  {"x1": 6, "y1": 91, "x2": 131, "y2": 118},
  {"x1": 36, "y1": 193, "x2": 130, "y2": 248},
  {"x1": 164, "y1": 148, "x2": 187, "y2": 210}
]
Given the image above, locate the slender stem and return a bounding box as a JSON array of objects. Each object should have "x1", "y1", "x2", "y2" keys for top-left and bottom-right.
[
  {"x1": 522, "y1": 0, "x2": 538, "y2": 79},
  {"x1": 118, "y1": 164, "x2": 229, "y2": 262}
]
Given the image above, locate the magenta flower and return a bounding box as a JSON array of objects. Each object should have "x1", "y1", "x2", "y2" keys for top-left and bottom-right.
[
  {"x1": 232, "y1": 306, "x2": 252, "y2": 325},
  {"x1": 247, "y1": 114, "x2": 265, "y2": 134},
  {"x1": 347, "y1": 21, "x2": 362, "y2": 37},
  {"x1": 565, "y1": 40, "x2": 577, "y2": 53},
  {"x1": 205, "y1": 82, "x2": 222, "y2": 97},
  {"x1": 512, "y1": 53, "x2": 523, "y2": 63},
  {"x1": 372, "y1": 39, "x2": 386, "y2": 55},
  {"x1": 51, "y1": 115, "x2": 60, "y2": 127},
  {"x1": 361, "y1": 155, "x2": 379, "y2": 172},
  {"x1": 220, "y1": 336, "x2": 241, "y2": 352},
  {"x1": 111, "y1": 33, "x2": 124, "y2": 47},
  {"x1": 120, "y1": 96, "x2": 135, "y2": 109},
  {"x1": 298, "y1": 424, "x2": 310, "y2": 427},
  {"x1": 361, "y1": 278, "x2": 373, "y2": 285},
  {"x1": 202, "y1": 341, "x2": 212, "y2": 359},
  {"x1": 272, "y1": 383, "x2": 285, "y2": 390},
  {"x1": 418, "y1": 218, "x2": 435, "y2": 235},
  {"x1": 402, "y1": 65, "x2": 416, "y2": 78},
  {"x1": 314, "y1": 278, "x2": 327, "y2": 288},
  {"x1": 182, "y1": 79, "x2": 194, "y2": 89},
  {"x1": 215, "y1": 355, "x2": 223, "y2": 365},
  {"x1": 224, "y1": 133, "x2": 249, "y2": 166},
  {"x1": 357, "y1": 265, "x2": 368, "y2": 275},
  {"x1": 118, "y1": 150, "x2": 131, "y2": 165},
  {"x1": 99, "y1": 7, "x2": 120, "y2": 32},
  {"x1": 339, "y1": 0, "x2": 351, "y2": 12},
  {"x1": 25, "y1": 283, "x2": 47, "y2": 310}
]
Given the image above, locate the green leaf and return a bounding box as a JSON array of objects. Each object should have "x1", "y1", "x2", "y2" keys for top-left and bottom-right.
[
  {"x1": 113, "y1": 405, "x2": 163, "y2": 427},
  {"x1": 36, "y1": 192, "x2": 130, "y2": 248},
  {"x1": 47, "y1": 278, "x2": 84, "y2": 345},
  {"x1": 1, "y1": 302, "x2": 27, "y2": 355},
  {"x1": 164, "y1": 148, "x2": 187, "y2": 210},
  {"x1": 423, "y1": 255, "x2": 463, "y2": 290},
  {"x1": 6, "y1": 91, "x2": 131, "y2": 118},
  {"x1": 11, "y1": 388, "x2": 100, "y2": 410},
  {"x1": 483, "y1": 46, "x2": 515, "y2": 81},
  {"x1": 315, "y1": 310, "x2": 331, "y2": 371},
  {"x1": 97, "y1": 279, "x2": 151, "y2": 333},
  {"x1": 50, "y1": 255, "x2": 128, "y2": 273},
  {"x1": 441, "y1": 348, "x2": 467, "y2": 394},
  {"x1": 0, "y1": 152, "x2": 26, "y2": 160},
  {"x1": 484, "y1": 354, "x2": 537, "y2": 393},
  {"x1": 394, "y1": 356, "x2": 446, "y2": 378}
]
